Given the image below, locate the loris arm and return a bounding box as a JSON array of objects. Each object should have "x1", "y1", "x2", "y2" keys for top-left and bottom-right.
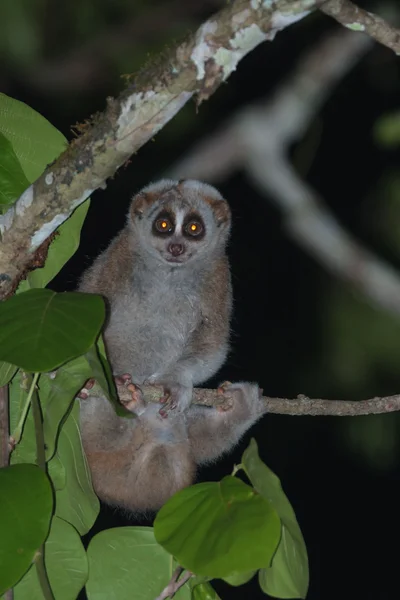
[
  {"x1": 187, "y1": 382, "x2": 266, "y2": 464},
  {"x1": 148, "y1": 255, "x2": 232, "y2": 394}
]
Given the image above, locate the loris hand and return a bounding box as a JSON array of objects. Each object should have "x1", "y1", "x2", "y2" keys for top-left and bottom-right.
[
  {"x1": 145, "y1": 374, "x2": 193, "y2": 417},
  {"x1": 115, "y1": 374, "x2": 147, "y2": 415}
]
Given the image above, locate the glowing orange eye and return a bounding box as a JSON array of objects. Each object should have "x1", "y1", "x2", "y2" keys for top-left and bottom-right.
[
  {"x1": 185, "y1": 220, "x2": 203, "y2": 236},
  {"x1": 154, "y1": 217, "x2": 173, "y2": 233}
]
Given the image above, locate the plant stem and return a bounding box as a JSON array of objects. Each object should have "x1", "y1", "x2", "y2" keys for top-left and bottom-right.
[
  {"x1": 34, "y1": 548, "x2": 54, "y2": 600},
  {"x1": 31, "y1": 374, "x2": 55, "y2": 600},
  {"x1": 0, "y1": 384, "x2": 10, "y2": 467},
  {"x1": 11, "y1": 373, "x2": 39, "y2": 445},
  {"x1": 31, "y1": 376, "x2": 46, "y2": 471}
]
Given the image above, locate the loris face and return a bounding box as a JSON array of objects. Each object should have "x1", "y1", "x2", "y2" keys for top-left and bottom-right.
[{"x1": 129, "y1": 179, "x2": 231, "y2": 266}]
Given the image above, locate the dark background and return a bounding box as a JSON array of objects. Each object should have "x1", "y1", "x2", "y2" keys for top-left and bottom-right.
[{"x1": 2, "y1": 1, "x2": 400, "y2": 598}]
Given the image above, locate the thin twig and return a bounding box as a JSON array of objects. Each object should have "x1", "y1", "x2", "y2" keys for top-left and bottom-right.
[
  {"x1": 83, "y1": 381, "x2": 400, "y2": 417},
  {"x1": 155, "y1": 567, "x2": 193, "y2": 600},
  {"x1": 321, "y1": 0, "x2": 400, "y2": 54}
]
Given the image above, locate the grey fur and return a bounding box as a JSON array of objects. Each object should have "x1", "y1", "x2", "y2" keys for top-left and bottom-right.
[{"x1": 78, "y1": 179, "x2": 266, "y2": 512}]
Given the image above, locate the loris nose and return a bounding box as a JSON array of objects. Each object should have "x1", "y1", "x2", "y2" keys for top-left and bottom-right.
[{"x1": 168, "y1": 243, "x2": 184, "y2": 257}]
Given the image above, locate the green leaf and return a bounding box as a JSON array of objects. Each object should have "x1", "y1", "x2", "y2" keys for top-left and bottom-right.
[
  {"x1": 40, "y1": 356, "x2": 92, "y2": 460},
  {"x1": 222, "y1": 570, "x2": 256, "y2": 586},
  {"x1": 17, "y1": 199, "x2": 91, "y2": 292},
  {"x1": 85, "y1": 341, "x2": 130, "y2": 417},
  {"x1": 0, "y1": 361, "x2": 17, "y2": 386},
  {"x1": 86, "y1": 526, "x2": 191, "y2": 600},
  {"x1": 0, "y1": 132, "x2": 30, "y2": 213},
  {"x1": 47, "y1": 454, "x2": 66, "y2": 492},
  {"x1": 54, "y1": 402, "x2": 100, "y2": 535},
  {"x1": 191, "y1": 582, "x2": 221, "y2": 600},
  {"x1": 154, "y1": 476, "x2": 281, "y2": 579},
  {"x1": 85, "y1": 341, "x2": 117, "y2": 403},
  {"x1": 13, "y1": 516, "x2": 88, "y2": 600},
  {"x1": 242, "y1": 439, "x2": 309, "y2": 599},
  {"x1": 0, "y1": 93, "x2": 67, "y2": 183},
  {"x1": 0, "y1": 289, "x2": 105, "y2": 372},
  {"x1": 0, "y1": 464, "x2": 53, "y2": 595},
  {"x1": 9, "y1": 372, "x2": 37, "y2": 465}
]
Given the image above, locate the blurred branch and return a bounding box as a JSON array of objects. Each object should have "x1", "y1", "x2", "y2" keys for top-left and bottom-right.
[
  {"x1": 92, "y1": 381, "x2": 400, "y2": 416},
  {"x1": 321, "y1": 0, "x2": 400, "y2": 54},
  {"x1": 168, "y1": 29, "x2": 400, "y2": 321},
  {"x1": 0, "y1": 0, "x2": 320, "y2": 300}
]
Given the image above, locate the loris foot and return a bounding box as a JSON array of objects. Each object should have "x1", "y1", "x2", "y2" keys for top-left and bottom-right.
[
  {"x1": 115, "y1": 373, "x2": 146, "y2": 415},
  {"x1": 217, "y1": 381, "x2": 265, "y2": 415},
  {"x1": 77, "y1": 378, "x2": 96, "y2": 399},
  {"x1": 145, "y1": 376, "x2": 193, "y2": 418}
]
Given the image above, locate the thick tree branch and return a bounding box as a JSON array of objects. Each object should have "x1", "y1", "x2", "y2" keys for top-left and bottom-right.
[
  {"x1": 84, "y1": 382, "x2": 400, "y2": 416},
  {"x1": 321, "y1": 0, "x2": 400, "y2": 54},
  {"x1": 0, "y1": 0, "x2": 319, "y2": 300}
]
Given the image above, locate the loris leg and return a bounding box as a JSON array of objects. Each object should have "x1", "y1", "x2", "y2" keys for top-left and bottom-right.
[{"x1": 187, "y1": 382, "x2": 266, "y2": 465}]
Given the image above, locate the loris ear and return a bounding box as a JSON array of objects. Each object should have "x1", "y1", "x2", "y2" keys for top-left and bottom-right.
[
  {"x1": 206, "y1": 197, "x2": 231, "y2": 227},
  {"x1": 130, "y1": 192, "x2": 157, "y2": 220}
]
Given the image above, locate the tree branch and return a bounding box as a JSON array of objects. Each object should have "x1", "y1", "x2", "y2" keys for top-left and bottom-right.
[
  {"x1": 321, "y1": 0, "x2": 400, "y2": 54},
  {"x1": 0, "y1": 0, "x2": 319, "y2": 300},
  {"x1": 83, "y1": 381, "x2": 400, "y2": 417}
]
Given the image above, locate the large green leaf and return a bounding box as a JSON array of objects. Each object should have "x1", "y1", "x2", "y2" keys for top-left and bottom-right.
[
  {"x1": 154, "y1": 476, "x2": 281, "y2": 579},
  {"x1": 0, "y1": 289, "x2": 105, "y2": 372},
  {"x1": 0, "y1": 464, "x2": 53, "y2": 595},
  {"x1": 0, "y1": 132, "x2": 30, "y2": 213},
  {"x1": 85, "y1": 342, "x2": 130, "y2": 417},
  {"x1": 54, "y1": 402, "x2": 100, "y2": 535},
  {"x1": 40, "y1": 356, "x2": 92, "y2": 460},
  {"x1": 0, "y1": 93, "x2": 67, "y2": 183},
  {"x1": 242, "y1": 439, "x2": 309, "y2": 599},
  {"x1": 17, "y1": 199, "x2": 91, "y2": 293},
  {"x1": 86, "y1": 527, "x2": 190, "y2": 600},
  {"x1": 9, "y1": 371, "x2": 37, "y2": 465},
  {"x1": 85, "y1": 341, "x2": 117, "y2": 404},
  {"x1": 13, "y1": 516, "x2": 88, "y2": 600}
]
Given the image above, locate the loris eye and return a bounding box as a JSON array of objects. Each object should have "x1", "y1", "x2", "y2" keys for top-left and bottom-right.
[
  {"x1": 185, "y1": 220, "x2": 204, "y2": 237},
  {"x1": 154, "y1": 217, "x2": 173, "y2": 234}
]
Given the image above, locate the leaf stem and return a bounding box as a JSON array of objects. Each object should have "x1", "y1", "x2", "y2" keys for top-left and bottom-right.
[
  {"x1": 0, "y1": 384, "x2": 10, "y2": 467},
  {"x1": 30, "y1": 374, "x2": 55, "y2": 600},
  {"x1": 34, "y1": 548, "x2": 54, "y2": 600},
  {"x1": 11, "y1": 372, "x2": 39, "y2": 444},
  {"x1": 31, "y1": 375, "x2": 46, "y2": 471}
]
